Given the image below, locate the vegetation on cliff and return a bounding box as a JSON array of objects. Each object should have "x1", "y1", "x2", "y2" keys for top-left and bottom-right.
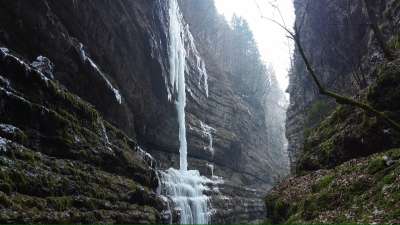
[
  {"x1": 266, "y1": 0, "x2": 400, "y2": 223},
  {"x1": 0, "y1": 48, "x2": 162, "y2": 223},
  {"x1": 266, "y1": 148, "x2": 400, "y2": 224},
  {"x1": 266, "y1": 52, "x2": 400, "y2": 224}
]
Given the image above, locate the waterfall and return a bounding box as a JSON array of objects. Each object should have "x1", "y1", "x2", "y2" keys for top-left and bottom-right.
[
  {"x1": 160, "y1": 169, "x2": 210, "y2": 224},
  {"x1": 160, "y1": 0, "x2": 211, "y2": 224},
  {"x1": 168, "y1": 0, "x2": 188, "y2": 171}
]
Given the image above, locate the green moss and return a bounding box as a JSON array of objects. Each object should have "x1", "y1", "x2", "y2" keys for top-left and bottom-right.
[
  {"x1": 383, "y1": 173, "x2": 396, "y2": 184},
  {"x1": 0, "y1": 192, "x2": 13, "y2": 207},
  {"x1": 286, "y1": 212, "x2": 302, "y2": 224},
  {"x1": 265, "y1": 194, "x2": 290, "y2": 224},
  {"x1": 388, "y1": 35, "x2": 400, "y2": 50},
  {"x1": 367, "y1": 157, "x2": 386, "y2": 174},
  {"x1": 361, "y1": 113, "x2": 377, "y2": 130},
  {"x1": 301, "y1": 197, "x2": 318, "y2": 220},
  {"x1": 0, "y1": 182, "x2": 12, "y2": 194},
  {"x1": 81, "y1": 211, "x2": 97, "y2": 224},
  {"x1": 14, "y1": 149, "x2": 37, "y2": 163},
  {"x1": 306, "y1": 100, "x2": 334, "y2": 127},
  {"x1": 311, "y1": 175, "x2": 334, "y2": 193},
  {"x1": 266, "y1": 148, "x2": 400, "y2": 224},
  {"x1": 387, "y1": 148, "x2": 400, "y2": 160},
  {"x1": 296, "y1": 152, "x2": 322, "y2": 172},
  {"x1": 47, "y1": 196, "x2": 73, "y2": 211},
  {"x1": 0, "y1": 170, "x2": 10, "y2": 182},
  {"x1": 368, "y1": 62, "x2": 400, "y2": 111},
  {"x1": 297, "y1": 104, "x2": 357, "y2": 174},
  {"x1": 349, "y1": 178, "x2": 370, "y2": 195},
  {"x1": 329, "y1": 105, "x2": 352, "y2": 125},
  {"x1": 320, "y1": 139, "x2": 335, "y2": 155},
  {"x1": 387, "y1": 208, "x2": 400, "y2": 220},
  {"x1": 315, "y1": 191, "x2": 336, "y2": 210},
  {"x1": 12, "y1": 195, "x2": 47, "y2": 210},
  {"x1": 10, "y1": 170, "x2": 29, "y2": 192}
]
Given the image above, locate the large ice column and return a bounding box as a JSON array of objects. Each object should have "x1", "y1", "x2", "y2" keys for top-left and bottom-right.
[
  {"x1": 169, "y1": 0, "x2": 188, "y2": 171},
  {"x1": 161, "y1": 0, "x2": 212, "y2": 224}
]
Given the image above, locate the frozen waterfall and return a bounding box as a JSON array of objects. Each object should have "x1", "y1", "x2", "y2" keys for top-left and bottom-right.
[
  {"x1": 160, "y1": 169, "x2": 211, "y2": 224},
  {"x1": 160, "y1": 0, "x2": 211, "y2": 224},
  {"x1": 168, "y1": 0, "x2": 188, "y2": 171}
]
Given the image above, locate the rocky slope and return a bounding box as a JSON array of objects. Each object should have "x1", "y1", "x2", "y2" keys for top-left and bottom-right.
[
  {"x1": 0, "y1": 0, "x2": 286, "y2": 223},
  {"x1": 266, "y1": 148, "x2": 400, "y2": 224},
  {"x1": 267, "y1": 56, "x2": 400, "y2": 223},
  {"x1": 287, "y1": 0, "x2": 400, "y2": 173},
  {"x1": 267, "y1": 0, "x2": 400, "y2": 223},
  {"x1": 0, "y1": 48, "x2": 163, "y2": 223}
]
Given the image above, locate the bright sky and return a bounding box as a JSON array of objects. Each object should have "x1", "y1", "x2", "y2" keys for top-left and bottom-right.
[{"x1": 214, "y1": 0, "x2": 295, "y2": 91}]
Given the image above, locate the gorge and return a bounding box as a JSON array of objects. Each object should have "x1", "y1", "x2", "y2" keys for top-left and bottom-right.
[{"x1": 0, "y1": 0, "x2": 400, "y2": 224}]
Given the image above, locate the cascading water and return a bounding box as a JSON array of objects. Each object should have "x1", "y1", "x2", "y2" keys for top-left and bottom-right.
[{"x1": 160, "y1": 0, "x2": 211, "y2": 224}]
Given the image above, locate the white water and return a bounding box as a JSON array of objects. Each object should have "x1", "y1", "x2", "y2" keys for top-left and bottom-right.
[
  {"x1": 161, "y1": 0, "x2": 211, "y2": 224},
  {"x1": 160, "y1": 168, "x2": 211, "y2": 224}
]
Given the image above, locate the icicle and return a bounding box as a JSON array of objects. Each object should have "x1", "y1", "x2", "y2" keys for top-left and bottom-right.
[
  {"x1": 98, "y1": 119, "x2": 112, "y2": 152},
  {"x1": 200, "y1": 121, "x2": 216, "y2": 156},
  {"x1": 207, "y1": 163, "x2": 214, "y2": 177},
  {"x1": 186, "y1": 25, "x2": 209, "y2": 97}
]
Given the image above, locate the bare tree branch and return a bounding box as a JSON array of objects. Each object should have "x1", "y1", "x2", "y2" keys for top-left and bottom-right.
[
  {"x1": 291, "y1": 24, "x2": 400, "y2": 131},
  {"x1": 261, "y1": 6, "x2": 400, "y2": 132}
]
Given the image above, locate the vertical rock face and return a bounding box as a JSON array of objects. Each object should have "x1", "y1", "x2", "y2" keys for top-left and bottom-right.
[
  {"x1": 0, "y1": 47, "x2": 163, "y2": 223},
  {"x1": 286, "y1": 0, "x2": 400, "y2": 172},
  {"x1": 265, "y1": 0, "x2": 400, "y2": 223},
  {"x1": 0, "y1": 0, "x2": 289, "y2": 223}
]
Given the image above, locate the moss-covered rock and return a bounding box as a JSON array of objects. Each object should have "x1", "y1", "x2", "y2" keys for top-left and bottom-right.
[
  {"x1": 0, "y1": 49, "x2": 161, "y2": 223},
  {"x1": 296, "y1": 60, "x2": 400, "y2": 174},
  {"x1": 265, "y1": 148, "x2": 400, "y2": 224}
]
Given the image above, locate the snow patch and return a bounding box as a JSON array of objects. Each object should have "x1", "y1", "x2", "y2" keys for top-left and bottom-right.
[
  {"x1": 31, "y1": 56, "x2": 55, "y2": 80},
  {"x1": 0, "y1": 48, "x2": 50, "y2": 83},
  {"x1": 79, "y1": 43, "x2": 122, "y2": 104},
  {"x1": 0, "y1": 124, "x2": 18, "y2": 135},
  {"x1": 0, "y1": 137, "x2": 9, "y2": 152}
]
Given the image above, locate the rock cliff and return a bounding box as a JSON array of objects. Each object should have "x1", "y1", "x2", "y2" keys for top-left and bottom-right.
[
  {"x1": 0, "y1": 0, "x2": 287, "y2": 223},
  {"x1": 266, "y1": 0, "x2": 400, "y2": 223},
  {"x1": 287, "y1": 0, "x2": 400, "y2": 172},
  {"x1": 0, "y1": 48, "x2": 162, "y2": 223}
]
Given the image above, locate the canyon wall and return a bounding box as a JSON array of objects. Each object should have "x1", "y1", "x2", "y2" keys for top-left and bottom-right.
[
  {"x1": 287, "y1": 0, "x2": 400, "y2": 172},
  {"x1": 0, "y1": 0, "x2": 288, "y2": 223},
  {"x1": 265, "y1": 0, "x2": 400, "y2": 223}
]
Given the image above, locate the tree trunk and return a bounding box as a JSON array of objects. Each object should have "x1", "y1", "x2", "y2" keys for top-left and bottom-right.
[{"x1": 293, "y1": 30, "x2": 400, "y2": 132}]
